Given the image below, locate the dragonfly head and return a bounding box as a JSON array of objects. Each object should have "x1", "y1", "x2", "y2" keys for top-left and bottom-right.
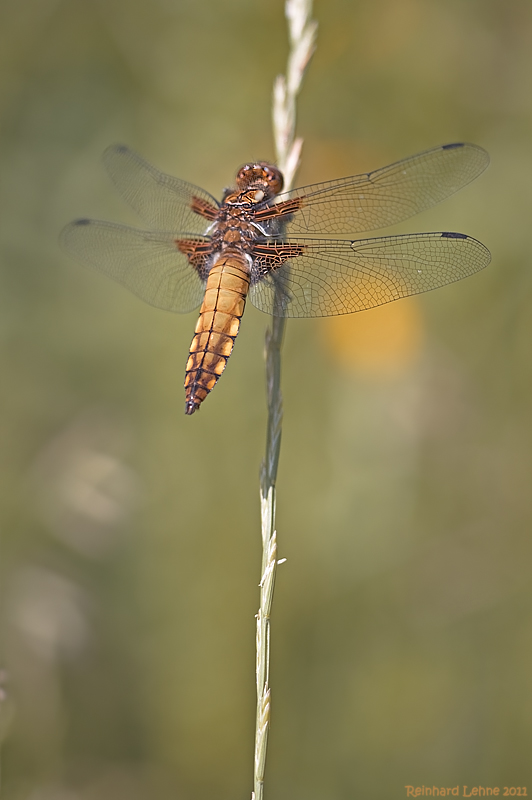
[{"x1": 235, "y1": 162, "x2": 284, "y2": 198}]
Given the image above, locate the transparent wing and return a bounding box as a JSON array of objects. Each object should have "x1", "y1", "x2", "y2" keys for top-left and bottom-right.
[
  {"x1": 61, "y1": 219, "x2": 209, "y2": 313},
  {"x1": 249, "y1": 232, "x2": 491, "y2": 318},
  {"x1": 271, "y1": 143, "x2": 489, "y2": 236},
  {"x1": 102, "y1": 145, "x2": 220, "y2": 233}
]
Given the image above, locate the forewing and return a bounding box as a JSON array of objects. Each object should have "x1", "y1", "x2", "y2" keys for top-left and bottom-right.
[
  {"x1": 61, "y1": 219, "x2": 209, "y2": 313},
  {"x1": 272, "y1": 143, "x2": 489, "y2": 236},
  {"x1": 102, "y1": 145, "x2": 220, "y2": 233},
  {"x1": 249, "y1": 233, "x2": 491, "y2": 317}
]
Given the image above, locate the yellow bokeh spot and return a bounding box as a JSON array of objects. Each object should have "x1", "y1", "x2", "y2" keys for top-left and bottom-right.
[{"x1": 320, "y1": 297, "x2": 424, "y2": 377}]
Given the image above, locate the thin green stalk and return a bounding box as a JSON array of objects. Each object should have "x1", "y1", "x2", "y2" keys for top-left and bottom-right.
[{"x1": 252, "y1": 3, "x2": 317, "y2": 798}]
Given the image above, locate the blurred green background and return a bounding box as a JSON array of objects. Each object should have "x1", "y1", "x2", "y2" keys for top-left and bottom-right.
[{"x1": 1, "y1": 0, "x2": 532, "y2": 798}]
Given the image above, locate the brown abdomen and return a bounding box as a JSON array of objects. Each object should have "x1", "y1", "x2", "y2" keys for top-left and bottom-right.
[{"x1": 184, "y1": 253, "x2": 250, "y2": 414}]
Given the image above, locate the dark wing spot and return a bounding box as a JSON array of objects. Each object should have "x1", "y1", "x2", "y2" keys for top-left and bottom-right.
[
  {"x1": 441, "y1": 231, "x2": 468, "y2": 239},
  {"x1": 441, "y1": 143, "x2": 464, "y2": 150},
  {"x1": 74, "y1": 218, "x2": 92, "y2": 226},
  {"x1": 115, "y1": 144, "x2": 128, "y2": 154}
]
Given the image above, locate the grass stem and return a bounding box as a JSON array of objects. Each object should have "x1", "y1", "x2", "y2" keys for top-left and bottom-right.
[{"x1": 252, "y1": 3, "x2": 317, "y2": 797}]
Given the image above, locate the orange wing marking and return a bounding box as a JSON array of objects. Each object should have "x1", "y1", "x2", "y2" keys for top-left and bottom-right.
[
  {"x1": 191, "y1": 196, "x2": 219, "y2": 220},
  {"x1": 253, "y1": 242, "x2": 305, "y2": 267},
  {"x1": 176, "y1": 237, "x2": 213, "y2": 274},
  {"x1": 253, "y1": 197, "x2": 304, "y2": 221}
]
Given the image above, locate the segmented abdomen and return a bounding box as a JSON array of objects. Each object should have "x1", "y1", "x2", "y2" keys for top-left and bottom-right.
[{"x1": 184, "y1": 253, "x2": 250, "y2": 414}]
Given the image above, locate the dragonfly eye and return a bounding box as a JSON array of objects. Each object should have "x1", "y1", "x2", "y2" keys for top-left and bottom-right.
[
  {"x1": 261, "y1": 164, "x2": 284, "y2": 194},
  {"x1": 235, "y1": 162, "x2": 284, "y2": 195},
  {"x1": 236, "y1": 164, "x2": 256, "y2": 189}
]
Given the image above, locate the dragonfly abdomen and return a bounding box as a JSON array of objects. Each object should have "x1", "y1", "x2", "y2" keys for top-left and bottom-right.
[{"x1": 184, "y1": 253, "x2": 250, "y2": 414}]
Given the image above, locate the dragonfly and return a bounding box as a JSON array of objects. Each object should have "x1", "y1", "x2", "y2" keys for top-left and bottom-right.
[{"x1": 61, "y1": 142, "x2": 490, "y2": 414}]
